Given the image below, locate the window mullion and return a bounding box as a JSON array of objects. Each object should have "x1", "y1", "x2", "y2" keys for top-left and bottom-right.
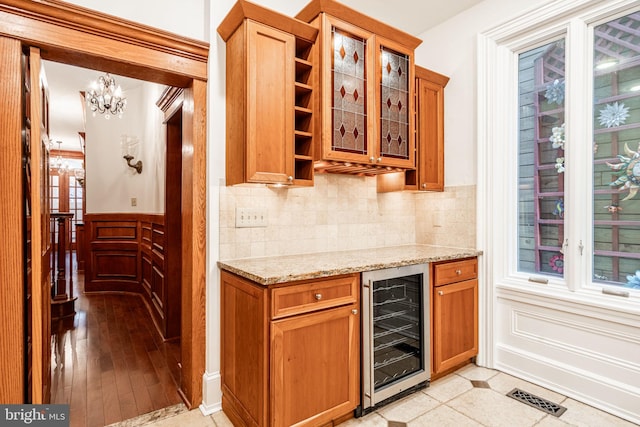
[{"x1": 564, "y1": 18, "x2": 592, "y2": 291}]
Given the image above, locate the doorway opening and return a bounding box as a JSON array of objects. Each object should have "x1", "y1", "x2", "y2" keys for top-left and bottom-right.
[
  {"x1": 44, "y1": 60, "x2": 185, "y2": 425},
  {"x1": 0, "y1": 0, "x2": 208, "y2": 414}
]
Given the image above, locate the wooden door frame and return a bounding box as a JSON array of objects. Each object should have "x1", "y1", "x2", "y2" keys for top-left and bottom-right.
[{"x1": 0, "y1": 0, "x2": 208, "y2": 408}]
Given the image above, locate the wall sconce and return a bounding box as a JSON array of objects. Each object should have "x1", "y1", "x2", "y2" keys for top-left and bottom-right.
[
  {"x1": 121, "y1": 134, "x2": 143, "y2": 174},
  {"x1": 74, "y1": 167, "x2": 85, "y2": 187},
  {"x1": 123, "y1": 154, "x2": 143, "y2": 173}
]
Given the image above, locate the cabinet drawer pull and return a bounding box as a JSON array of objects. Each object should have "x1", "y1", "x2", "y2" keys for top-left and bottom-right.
[
  {"x1": 455, "y1": 269, "x2": 462, "y2": 275},
  {"x1": 314, "y1": 293, "x2": 322, "y2": 301},
  {"x1": 438, "y1": 290, "x2": 444, "y2": 296}
]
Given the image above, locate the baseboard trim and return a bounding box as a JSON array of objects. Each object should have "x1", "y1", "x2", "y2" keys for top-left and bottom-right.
[
  {"x1": 496, "y1": 343, "x2": 640, "y2": 425},
  {"x1": 200, "y1": 371, "x2": 222, "y2": 415}
]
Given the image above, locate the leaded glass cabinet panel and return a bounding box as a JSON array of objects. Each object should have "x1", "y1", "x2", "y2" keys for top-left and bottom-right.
[
  {"x1": 332, "y1": 27, "x2": 368, "y2": 155},
  {"x1": 316, "y1": 14, "x2": 416, "y2": 172},
  {"x1": 379, "y1": 45, "x2": 410, "y2": 161}
]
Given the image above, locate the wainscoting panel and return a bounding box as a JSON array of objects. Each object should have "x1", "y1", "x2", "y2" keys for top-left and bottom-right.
[
  {"x1": 94, "y1": 252, "x2": 138, "y2": 279},
  {"x1": 84, "y1": 213, "x2": 177, "y2": 340},
  {"x1": 494, "y1": 286, "x2": 640, "y2": 424}
]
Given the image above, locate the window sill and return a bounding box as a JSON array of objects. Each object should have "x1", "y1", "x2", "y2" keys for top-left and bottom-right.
[{"x1": 495, "y1": 279, "x2": 640, "y2": 321}]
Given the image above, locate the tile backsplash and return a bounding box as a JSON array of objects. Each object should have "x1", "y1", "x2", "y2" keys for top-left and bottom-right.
[
  {"x1": 219, "y1": 174, "x2": 476, "y2": 260},
  {"x1": 415, "y1": 185, "x2": 476, "y2": 249}
]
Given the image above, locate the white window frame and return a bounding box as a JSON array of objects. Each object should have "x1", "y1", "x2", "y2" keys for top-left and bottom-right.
[{"x1": 477, "y1": 0, "x2": 640, "y2": 366}]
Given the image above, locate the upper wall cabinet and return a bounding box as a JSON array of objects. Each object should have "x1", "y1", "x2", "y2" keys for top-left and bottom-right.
[
  {"x1": 218, "y1": 1, "x2": 318, "y2": 186},
  {"x1": 296, "y1": 0, "x2": 422, "y2": 176},
  {"x1": 407, "y1": 65, "x2": 449, "y2": 191}
]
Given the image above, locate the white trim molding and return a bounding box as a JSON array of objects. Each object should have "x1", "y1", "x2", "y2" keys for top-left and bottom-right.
[
  {"x1": 478, "y1": 0, "x2": 640, "y2": 424},
  {"x1": 199, "y1": 370, "x2": 222, "y2": 415}
]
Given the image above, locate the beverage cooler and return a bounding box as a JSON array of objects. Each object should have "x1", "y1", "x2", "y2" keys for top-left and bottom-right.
[{"x1": 360, "y1": 263, "x2": 430, "y2": 414}]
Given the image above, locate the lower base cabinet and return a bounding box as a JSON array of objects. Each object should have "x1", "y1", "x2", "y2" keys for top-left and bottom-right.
[
  {"x1": 431, "y1": 257, "x2": 478, "y2": 377},
  {"x1": 221, "y1": 271, "x2": 360, "y2": 427}
]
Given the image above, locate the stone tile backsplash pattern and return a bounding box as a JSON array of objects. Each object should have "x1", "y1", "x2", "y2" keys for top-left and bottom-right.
[{"x1": 219, "y1": 173, "x2": 476, "y2": 260}]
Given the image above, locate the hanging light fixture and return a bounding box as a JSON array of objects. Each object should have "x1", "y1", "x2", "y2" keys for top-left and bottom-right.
[
  {"x1": 50, "y1": 140, "x2": 69, "y2": 174},
  {"x1": 87, "y1": 72, "x2": 127, "y2": 119}
]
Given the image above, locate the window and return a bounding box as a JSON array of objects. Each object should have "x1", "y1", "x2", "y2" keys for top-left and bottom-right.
[
  {"x1": 592, "y1": 13, "x2": 640, "y2": 289},
  {"x1": 518, "y1": 39, "x2": 566, "y2": 277},
  {"x1": 486, "y1": 3, "x2": 640, "y2": 295}
]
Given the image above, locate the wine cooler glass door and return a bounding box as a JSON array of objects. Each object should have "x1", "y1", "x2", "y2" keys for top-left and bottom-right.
[{"x1": 362, "y1": 263, "x2": 429, "y2": 409}]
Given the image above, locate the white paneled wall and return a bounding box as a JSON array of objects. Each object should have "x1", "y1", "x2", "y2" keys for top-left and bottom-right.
[{"x1": 495, "y1": 288, "x2": 640, "y2": 424}]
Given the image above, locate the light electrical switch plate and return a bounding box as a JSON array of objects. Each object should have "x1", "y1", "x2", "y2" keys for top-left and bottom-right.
[
  {"x1": 235, "y1": 207, "x2": 268, "y2": 228},
  {"x1": 131, "y1": 197, "x2": 137, "y2": 207}
]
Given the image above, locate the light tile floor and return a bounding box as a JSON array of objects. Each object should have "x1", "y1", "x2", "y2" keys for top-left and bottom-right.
[{"x1": 112, "y1": 365, "x2": 638, "y2": 427}]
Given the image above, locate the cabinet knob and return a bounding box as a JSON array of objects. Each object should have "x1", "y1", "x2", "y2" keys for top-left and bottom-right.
[
  {"x1": 369, "y1": 156, "x2": 375, "y2": 163},
  {"x1": 352, "y1": 309, "x2": 358, "y2": 315},
  {"x1": 422, "y1": 183, "x2": 427, "y2": 189},
  {"x1": 287, "y1": 176, "x2": 293, "y2": 182},
  {"x1": 455, "y1": 269, "x2": 462, "y2": 275},
  {"x1": 314, "y1": 293, "x2": 322, "y2": 301},
  {"x1": 438, "y1": 290, "x2": 444, "y2": 296},
  {"x1": 377, "y1": 157, "x2": 382, "y2": 163}
]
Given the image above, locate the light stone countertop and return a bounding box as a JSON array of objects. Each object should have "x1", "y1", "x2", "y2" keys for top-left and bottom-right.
[{"x1": 217, "y1": 244, "x2": 482, "y2": 285}]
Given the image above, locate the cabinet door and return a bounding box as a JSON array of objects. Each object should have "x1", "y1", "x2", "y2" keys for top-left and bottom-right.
[
  {"x1": 375, "y1": 36, "x2": 415, "y2": 169},
  {"x1": 433, "y1": 279, "x2": 478, "y2": 374},
  {"x1": 320, "y1": 15, "x2": 375, "y2": 165},
  {"x1": 414, "y1": 66, "x2": 448, "y2": 191},
  {"x1": 245, "y1": 20, "x2": 295, "y2": 184},
  {"x1": 271, "y1": 304, "x2": 359, "y2": 427}
]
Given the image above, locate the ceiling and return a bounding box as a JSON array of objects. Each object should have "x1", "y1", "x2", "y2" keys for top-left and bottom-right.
[
  {"x1": 43, "y1": 0, "x2": 484, "y2": 153},
  {"x1": 43, "y1": 60, "x2": 143, "y2": 152},
  {"x1": 337, "y1": 0, "x2": 484, "y2": 35}
]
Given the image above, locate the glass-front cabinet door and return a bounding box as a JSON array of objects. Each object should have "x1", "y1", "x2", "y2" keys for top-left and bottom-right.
[
  {"x1": 376, "y1": 37, "x2": 414, "y2": 168},
  {"x1": 322, "y1": 16, "x2": 374, "y2": 165},
  {"x1": 320, "y1": 15, "x2": 415, "y2": 169}
]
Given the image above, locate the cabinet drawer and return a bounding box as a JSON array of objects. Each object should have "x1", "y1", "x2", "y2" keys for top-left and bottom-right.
[
  {"x1": 433, "y1": 258, "x2": 477, "y2": 286},
  {"x1": 271, "y1": 274, "x2": 359, "y2": 319}
]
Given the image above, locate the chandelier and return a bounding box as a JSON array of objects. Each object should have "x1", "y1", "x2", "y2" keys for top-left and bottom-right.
[
  {"x1": 87, "y1": 72, "x2": 127, "y2": 119},
  {"x1": 50, "y1": 140, "x2": 69, "y2": 173}
]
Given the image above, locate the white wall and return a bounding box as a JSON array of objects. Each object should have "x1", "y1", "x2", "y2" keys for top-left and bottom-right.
[
  {"x1": 85, "y1": 82, "x2": 166, "y2": 213},
  {"x1": 414, "y1": 0, "x2": 549, "y2": 187},
  {"x1": 63, "y1": 0, "x2": 208, "y2": 41}
]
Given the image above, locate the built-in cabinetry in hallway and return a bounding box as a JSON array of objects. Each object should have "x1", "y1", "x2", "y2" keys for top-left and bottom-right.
[{"x1": 84, "y1": 213, "x2": 180, "y2": 340}]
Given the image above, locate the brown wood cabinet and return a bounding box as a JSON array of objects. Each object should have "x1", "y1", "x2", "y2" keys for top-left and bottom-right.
[
  {"x1": 296, "y1": 0, "x2": 422, "y2": 176},
  {"x1": 407, "y1": 66, "x2": 449, "y2": 191},
  {"x1": 218, "y1": 1, "x2": 318, "y2": 186},
  {"x1": 377, "y1": 65, "x2": 449, "y2": 193},
  {"x1": 431, "y1": 257, "x2": 478, "y2": 377},
  {"x1": 221, "y1": 271, "x2": 360, "y2": 427}
]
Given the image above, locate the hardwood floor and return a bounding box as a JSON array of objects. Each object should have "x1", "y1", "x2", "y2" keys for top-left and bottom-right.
[{"x1": 50, "y1": 266, "x2": 182, "y2": 427}]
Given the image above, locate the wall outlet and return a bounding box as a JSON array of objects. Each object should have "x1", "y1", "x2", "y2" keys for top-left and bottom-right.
[
  {"x1": 235, "y1": 207, "x2": 267, "y2": 228},
  {"x1": 131, "y1": 197, "x2": 137, "y2": 207}
]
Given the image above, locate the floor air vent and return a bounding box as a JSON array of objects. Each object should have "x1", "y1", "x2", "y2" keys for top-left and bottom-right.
[{"x1": 506, "y1": 388, "x2": 567, "y2": 417}]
